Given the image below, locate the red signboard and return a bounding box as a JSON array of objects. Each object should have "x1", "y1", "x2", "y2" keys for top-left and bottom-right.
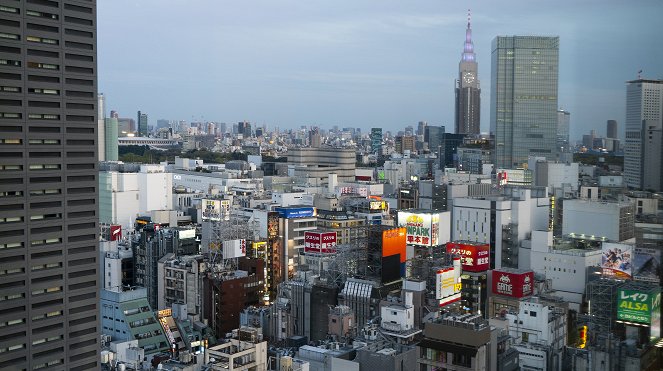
[
  {"x1": 304, "y1": 231, "x2": 337, "y2": 254},
  {"x1": 446, "y1": 242, "x2": 490, "y2": 272},
  {"x1": 110, "y1": 224, "x2": 122, "y2": 241},
  {"x1": 492, "y1": 269, "x2": 534, "y2": 298}
]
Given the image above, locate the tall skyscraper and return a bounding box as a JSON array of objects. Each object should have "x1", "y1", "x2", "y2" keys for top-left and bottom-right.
[
  {"x1": 0, "y1": 1, "x2": 99, "y2": 369},
  {"x1": 556, "y1": 109, "x2": 570, "y2": 153},
  {"x1": 606, "y1": 119, "x2": 618, "y2": 139},
  {"x1": 98, "y1": 93, "x2": 106, "y2": 161},
  {"x1": 642, "y1": 120, "x2": 662, "y2": 192},
  {"x1": 105, "y1": 117, "x2": 119, "y2": 161},
  {"x1": 370, "y1": 127, "x2": 382, "y2": 154},
  {"x1": 454, "y1": 10, "x2": 481, "y2": 135},
  {"x1": 424, "y1": 125, "x2": 445, "y2": 155},
  {"x1": 491, "y1": 36, "x2": 560, "y2": 168},
  {"x1": 137, "y1": 110, "x2": 148, "y2": 137},
  {"x1": 624, "y1": 79, "x2": 663, "y2": 189}
]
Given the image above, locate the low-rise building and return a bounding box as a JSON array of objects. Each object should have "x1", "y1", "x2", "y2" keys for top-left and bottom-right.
[
  {"x1": 417, "y1": 314, "x2": 500, "y2": 370},
  {"x1": 206, "y1": 326, "x2": 268, "y2": 370}
]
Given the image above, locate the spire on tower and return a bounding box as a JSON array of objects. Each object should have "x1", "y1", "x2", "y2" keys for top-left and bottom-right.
[{"x1": 461, "y1": 9, "x2": 476, "y2": 62}]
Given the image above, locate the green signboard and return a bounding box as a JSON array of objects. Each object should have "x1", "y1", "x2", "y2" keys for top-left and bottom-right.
[
  {"x1": 617, "y1": 289, "x2": 654, "y2": 324},
  {"x1": 651, "y1": 292, "x2": 661, "y2": 340}
]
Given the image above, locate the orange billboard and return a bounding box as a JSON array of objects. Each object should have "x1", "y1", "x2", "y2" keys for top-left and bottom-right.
[{"x1": 382, "y1": 227, "x2": 407, "y2": 263}]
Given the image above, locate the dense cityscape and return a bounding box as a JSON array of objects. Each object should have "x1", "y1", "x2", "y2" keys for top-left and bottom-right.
[{"x1": 0, "y1": 1, "x2": 661, "y2": 371}]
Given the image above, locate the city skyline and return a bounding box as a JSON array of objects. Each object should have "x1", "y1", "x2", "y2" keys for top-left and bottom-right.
[{"x1": 98, "y1": 0, "x2": 662, "y2": 139}]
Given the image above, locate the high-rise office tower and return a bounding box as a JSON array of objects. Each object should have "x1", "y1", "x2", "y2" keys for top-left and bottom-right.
[
  {"x1": 606, "y1": 119, "x2": 618, "y2": 139},
  {"x1": 556, "y1": 109, "x2": 570, "y2": 153},
  {"x1": 137, "y1": 110, "x2": 148, "y2": 137},
  {"x1": 491, "y1": 36, "x2": 560, "y2": 169},
  {"x1": 424, "y1": 125, "x2": 445, "y2": 155},
  {"x1": 642, "y1": 120, "x2": 662, "y2": 192},
  {"x1": 624, "y1": 79, "x2": 663, "y2": 189},
  {"x1": 454, "y1": 10, "x2": 480, "y2": 135},
  {"x1": 104, "y1": 117, "x2": 119, "y2": 161},
  {"x1": 417, "y1": 121, "x2": 427, "y2": 136},
  {"x1": 0, "y1": 1, "x2": 99, "y2": 369},
  {"x1": 98, "y1": 93, "x2": 105, "y2": 161},
  {"x1": 370, "y1": 127, "x2": 382, "y2": 154}
]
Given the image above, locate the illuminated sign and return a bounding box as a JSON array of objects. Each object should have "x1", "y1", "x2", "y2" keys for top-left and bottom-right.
[
  {"x1": 601, "y1": 243, "x2": 633, "y2": 279},
  {"x1": 446, "y1": 242, "x2": 490, "y2": 272},
  {"x1": 157, "y1": 309, "x2": 172, "y2": 318},
  {"x1": 267, "y1": 212, "x2": 279, "y2": 238},
  {"x1": 437, "y1": 258, "x2": 462, "y2": 306},
  {"x1": 275, "y1": 207, "x2": 315, "y2": 219},
  {"x1": 492, "y1": 269, "x2": 534, "y2": 298},
  {"x1": 304, "y1": 232, "x2": 337, "y2": 254},
  {"x1": 369, "y1": 200, "x2": 387, "y2": 211},
  {"x1": 398, "y1": 211, "x2": 444, "y2": 247},
  {"x1": 578, "y1": 326, "x2": 587, "y2": 349},
  {"x1": 617, "y1": 289, "x2": 657, "y2": 325}
]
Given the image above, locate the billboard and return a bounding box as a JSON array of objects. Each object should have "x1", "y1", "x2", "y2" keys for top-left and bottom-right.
[
  {"x1": 398, "y1": 211, "x2": 443, "y2": 247},
  {"x1": 617, "y1": 288, "x2": 656, "y2": 325},
  {"x1": 369, "y1": 200, "x2": 388, "y2": 211},
  {"x1": 110, "y1": 224, "x2": 122, "y2": 241},
  {"x1": 382, "y1": 228, "x2": 407, "y2": 281},
  {"x1": 437, "y1": 258, "x2": 462, "y2": 306},
  {"x1": 651, "y1": 292, "x2": 661, "y2": 340},
  {"x1": 267, "y1": 211, "x2": 279, "y2": 238},
  {"x1": 602, "y1": 243, "x2": 633, "y2": 279},
  {"x1": 178, "y1": 228, "x2": 196, "y2": 239},
  {"x1": 304, "y1": 231, "x2": 337, "y2": 254},
  {"x1": 492, "y1": 269, "x2": 535, "y2": 298},
  {"x1": 382, "y1": 228, "x2": 407, "y2": 262},
  {"x1": 223, "y1": 239, "x2": 247, "y2": 259},
  {"x1": 633, "y1": 247, "x2": 661, "y2": 283},
  {"x1": 446, "y1": 242, "x2": 490, "y2": 272},
  {"x1": 202, "y1": 199, "x2": 230, "y2": 221},
  {"x1": 275, "y1": 207, "x2": 315, "y2": 219}
]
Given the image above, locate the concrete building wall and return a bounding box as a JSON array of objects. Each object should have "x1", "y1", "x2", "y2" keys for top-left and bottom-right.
[
  {"x1": 0, "y1": 2, "x2": 100, "y2": 368},
  {"x1": 562, "y1": 200, "x2": 634, "y2": 241}
]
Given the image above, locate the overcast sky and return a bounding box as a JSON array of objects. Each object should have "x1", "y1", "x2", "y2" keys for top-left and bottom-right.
[{"x1": 98, "y1": 0, "x2": 663, "y2": 140}]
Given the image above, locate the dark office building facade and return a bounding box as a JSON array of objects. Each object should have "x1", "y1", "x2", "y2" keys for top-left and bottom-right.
[
  {"x1": 137, "y1": 110, "x2": 147, "y2": 137},
  {"x1": 0, "y1": 1, "x2": 99, "y2": 369}
]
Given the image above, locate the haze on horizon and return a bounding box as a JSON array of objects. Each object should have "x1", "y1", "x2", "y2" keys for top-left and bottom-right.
[{"x1": 98, "y1": 0, "x2": 663, "y2": 140}]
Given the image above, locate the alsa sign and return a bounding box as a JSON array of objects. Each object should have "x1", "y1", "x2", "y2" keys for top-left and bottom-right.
[
  {"x1": 617, "y1": 289, "x2": 656, "y2": 324},
  {"x1": 304, "y1": 232, "x2": 337, "y2": 254},
  {"x1": 446, "y1": 242, "x2": 490, "y2": 272},
  {"x1": 492, "y1": 270, "x2": 534, "y2": 298}
]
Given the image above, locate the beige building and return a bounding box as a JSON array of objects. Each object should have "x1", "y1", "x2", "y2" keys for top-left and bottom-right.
[
  {"x1": 287, "y1": 147, "x2": 356, "y2": 183},
  {"x1": 206, "y1": 327, "x2": 267, "y2": 370}
]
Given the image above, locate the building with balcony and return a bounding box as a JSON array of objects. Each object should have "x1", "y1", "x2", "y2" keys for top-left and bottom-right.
[
  {"x1": 157, "y1": 254, "x2": 205, "y2": 318},
  {"x1": 206, "y1": 327, "x2": 267, "y2": 370}
]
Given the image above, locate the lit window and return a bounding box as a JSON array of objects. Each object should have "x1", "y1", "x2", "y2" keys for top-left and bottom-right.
[
  {"x1": 26, "y1": 36, "x2": 58, "y2": 45},
  {"x1": 0, "y1": 32, "x2": 19, "y2": 40}
]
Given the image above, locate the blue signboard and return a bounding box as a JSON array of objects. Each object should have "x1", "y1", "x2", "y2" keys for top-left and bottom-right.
[{"x1": 275, "y1": 207, "x2": 315, "y2": 219}]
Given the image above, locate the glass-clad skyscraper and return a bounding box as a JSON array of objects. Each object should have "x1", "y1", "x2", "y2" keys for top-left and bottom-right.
[{"x1": 491, "y1": 36, "x2": 559, "y2": 169}]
